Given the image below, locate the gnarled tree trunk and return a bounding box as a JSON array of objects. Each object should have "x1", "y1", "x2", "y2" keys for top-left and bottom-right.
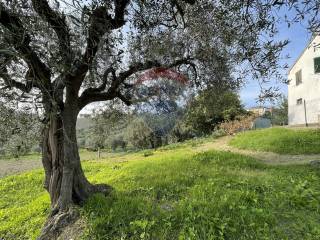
[{"x1": 39, "y1": 104, "x2": 112, "y2": 239}]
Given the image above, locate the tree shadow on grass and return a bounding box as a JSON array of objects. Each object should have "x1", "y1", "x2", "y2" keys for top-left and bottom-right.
[{"x1": 81, "y1": 151, "x2": 320, "y2": 240}]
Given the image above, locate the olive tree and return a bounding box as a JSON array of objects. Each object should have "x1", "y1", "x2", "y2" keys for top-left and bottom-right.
[
  {"x1": 0, "y1": 0, "x2": 287, "y2": 237},
  {"x1": 0, "y1": 104, "x2": 41, "y2": 157}
]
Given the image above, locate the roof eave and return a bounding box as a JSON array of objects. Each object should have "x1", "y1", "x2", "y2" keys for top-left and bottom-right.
[{"x1": 288, "y1": 35, "x2": 317, "y2": 74}]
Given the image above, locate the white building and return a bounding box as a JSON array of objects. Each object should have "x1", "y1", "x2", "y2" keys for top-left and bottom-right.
[
  {"x1": 247, "y1": 106, "x2": 272, "y2": 116},
  {"x1": 288, "y1": 35, "x2": 320, "y2": 126}
]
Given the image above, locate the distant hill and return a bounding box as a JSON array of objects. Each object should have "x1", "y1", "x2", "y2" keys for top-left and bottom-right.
[{"x1": 77, "y1": 117, "x2": 93, "y2": 130}]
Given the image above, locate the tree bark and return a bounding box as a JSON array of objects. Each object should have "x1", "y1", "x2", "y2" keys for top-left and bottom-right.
[
  {"x1": 41, "y1": 111, "x2": 64, "y2": 206},
  {"x1": 42, "y1": 107, "x2": 112, "y2": 210},
  {"x1": 39, "y1": 104, "x2": 112, "y2": 239}
]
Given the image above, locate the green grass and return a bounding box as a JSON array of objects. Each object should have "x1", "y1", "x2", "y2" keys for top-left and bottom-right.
[
  {"x1": 1, "y1": 138, "x2": 320, "y2": 239},
  {"x1": 0, "y1": 170, "x2": 50, "y2": 239},
  {"x1": 230, "y1": 127, "x2": 320, "y2": 155}
]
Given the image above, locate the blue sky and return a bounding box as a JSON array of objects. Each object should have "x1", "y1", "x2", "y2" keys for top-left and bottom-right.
[
  {"x1": 81, "y1": 6, "x2": 313, "y2": 114},
  {"x1": 240, "y1": 12, "x2": 312, "y2": 108}
]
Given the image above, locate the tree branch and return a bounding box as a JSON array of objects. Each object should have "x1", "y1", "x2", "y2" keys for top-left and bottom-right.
[
  {"x1": 78, "y1": 91, "x2": 118, "y2": 110},
  {"x1": 0, "y1": 3, "x2": 51, "y2": 90},
  {"x1": 78, "y1": 67, "x2": 116, "y2": 108},
  {"x1": 0, "y1": 65, "x2": 33, "y2": 92},
  {"x1": 72, "y1": 0, "x2": 130, "y2": 86},
  {"x1": 78, "y1": 57, "x2": 195, "y2": 109},
  {"x1": 181, "y1": 0, "x2": 196, "y2": 4},
  {"x1": 116, "y1": 57, "x2": 195, "y2": 84},
  {"x1": 31, "y1": 0, "x2": 72, "y2": 66},
  {"x1": 117, "y1": 92, "x2": 132, "y2": 105},
  {"x1": 98, "y1": 67, "x2": 117, "y2": 91},
  {"x1": 78, "y1": 60, "x2": 161, "y2": 109}
]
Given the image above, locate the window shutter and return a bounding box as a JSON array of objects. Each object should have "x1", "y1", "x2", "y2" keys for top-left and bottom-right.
[
  {"x1": 314, "y1": 57, "x2": 320, "y2": 73},
  {"x1": 295, "y1": 70, "x2": 302, "y2": 85}
]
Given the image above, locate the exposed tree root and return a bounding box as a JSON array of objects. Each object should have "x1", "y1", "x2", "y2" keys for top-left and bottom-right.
[
  {"x1": 38, "y1": 207, "x2": 79, "y2": 240},
  {"x1": 38, "y1": 183, "x2": 113, "y2": 240}
]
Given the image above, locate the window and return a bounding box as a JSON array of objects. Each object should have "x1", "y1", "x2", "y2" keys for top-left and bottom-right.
[
  {"x1": 314, "y1": 57, "x2": 320, "y2": 73},
  {"x1": 297, "y1": 98, "x2": 303, "y2": 105},
  {"x1": 295, "y1": 70, "x2": 302, "y2": 85}
]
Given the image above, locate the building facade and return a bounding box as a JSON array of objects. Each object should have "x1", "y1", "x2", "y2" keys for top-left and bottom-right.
[
  {"x1": 248, "y1": 106, "x2": 272, "y2": 117},
  {"x1": 288, "y1": 35, "x2": 320, "y2": 126}
]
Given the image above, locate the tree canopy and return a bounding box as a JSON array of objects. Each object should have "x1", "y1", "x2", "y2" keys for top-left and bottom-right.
[
  {"x1": 185, "y1": 87, "x2": 246, "y2": 134},
  {"x1": 0, "y1": 0, "x2": 303, "y2": 238}
]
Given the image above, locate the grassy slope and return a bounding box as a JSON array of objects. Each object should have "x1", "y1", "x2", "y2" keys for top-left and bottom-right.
[
  {"x1": 230, "y1": 128, "x2": 320, "y2": 155},
  {"x1": 1, "y1": 138, "x2": 320, "y2": 239}
]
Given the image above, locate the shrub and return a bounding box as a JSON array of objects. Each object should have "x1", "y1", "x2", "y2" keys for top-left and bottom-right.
[
  {"x1": 126, "y1": 118, "x2": 154, "y2": 149},
  {"x1": 218, "y1": 114, "x2": 257, "y2": 135},
  {"x1": 170, "y1": 121, "x2": 196, "y2": 142},
  {"x1": 211, "y1": 129, "x2": 227, "y2": 138},
  {"x1": 184, "y1": 87, "x2": 246, "y2": 134},
  {"x1": 142, "y1": 150, "x2": 154, "y2": 157},
  {"x1": 111, "y1": 136, "x2": 127, "y2": 151}
]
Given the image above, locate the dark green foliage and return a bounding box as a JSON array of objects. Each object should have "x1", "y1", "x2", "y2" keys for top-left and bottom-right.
[
  {"x1": 125, "y1": 118, "x2": 154, "y2": 149},
  {"x1": 185, "y1": 87, "x2": 246, "y2": 134},
  {"x1": 141, "y1": 111, "x2": 183, "y2": 147},
  {"x1": 170, "y1": 121, "x2": 196, "y2": 142},
  {"x1": 271, "y1": 96, "x2": 288, "y2": 126},
  {"x1": 111, "y1": 136, "x2": 127, "y2": 151},
  {"x1": 87, "y1": 104, "x2": 184, "y2": 150},
  {"x1": 89, "y1": 105, "x2": 131, "y2": 149}
]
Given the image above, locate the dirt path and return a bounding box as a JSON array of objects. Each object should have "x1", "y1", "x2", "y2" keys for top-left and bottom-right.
[
  {"x1": 2, "y1": 136, "x2": 320, "y2": 178},
  {"x1": 197, "y1": 136, "x2": 320, "y2": 165},
  {"x1": 0, "y1": 159, "x2": 42, "y2": 178}
]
